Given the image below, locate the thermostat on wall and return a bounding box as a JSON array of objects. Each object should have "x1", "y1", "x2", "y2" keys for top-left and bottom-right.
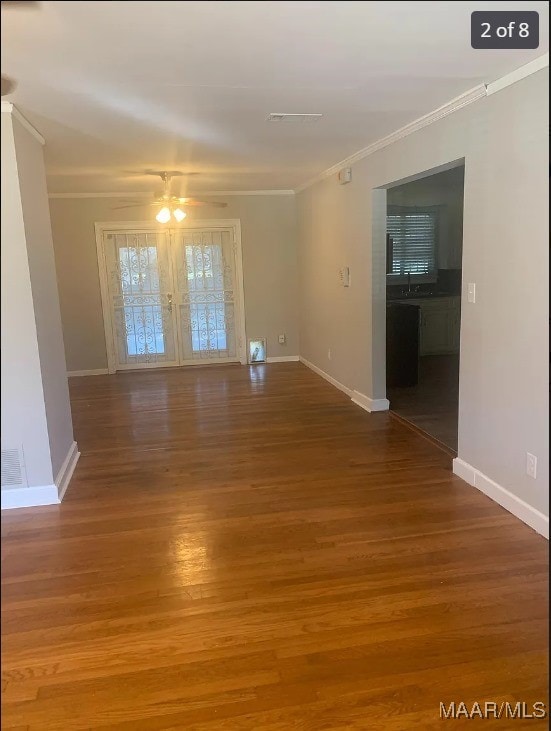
[
  {"x1": 339, "y1": 267, "x2": 350, "y2": 287},
  {"x1": 338, "y1": 167, "x2": 352, "y2": 185}
]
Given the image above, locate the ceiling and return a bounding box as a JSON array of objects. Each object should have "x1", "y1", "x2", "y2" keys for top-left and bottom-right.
[{"x1": 2, "y1": 1, "x2": 548, "y2": 195}]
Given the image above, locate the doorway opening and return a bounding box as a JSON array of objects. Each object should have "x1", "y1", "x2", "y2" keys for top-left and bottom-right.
[
  {"x1": 95, "y1": 221, "x2": 247, "y2": 373},
  {"x1": 385, "y1": 164, "x2": 465, "y2": 452}
]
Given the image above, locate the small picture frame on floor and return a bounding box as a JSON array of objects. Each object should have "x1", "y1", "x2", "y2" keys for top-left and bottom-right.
[{"x1": 248, "y1": 338, "x2": 266, "y2": 364}]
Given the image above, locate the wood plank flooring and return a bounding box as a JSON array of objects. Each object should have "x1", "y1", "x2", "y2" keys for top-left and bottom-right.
[
  {"x1": 1, "y1": 363, "x2": 548, "y2": 729},
  {"x1": 387, "y1": 354, "x2": 459, "y2": 452}
]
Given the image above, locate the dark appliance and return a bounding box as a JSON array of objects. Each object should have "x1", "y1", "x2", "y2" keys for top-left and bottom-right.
[{"x1": 386, "y1": 302, "x2": 419, "y2": 387}]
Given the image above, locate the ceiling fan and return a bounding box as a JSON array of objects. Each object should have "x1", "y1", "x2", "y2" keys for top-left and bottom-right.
[
  {"x1": 113, "y1": 171, "x2": 227, "y2": 223},
  {"x1": 1, "y1": 1, "x2": 41, "y2": 97}
]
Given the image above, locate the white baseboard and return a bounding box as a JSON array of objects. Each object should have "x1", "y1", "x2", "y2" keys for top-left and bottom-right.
[
  {"x1": 351, "y1": 390, "x2": 390, "y2": 413},
  {"x1": 1, "y1": 484, "x2": 59, "y2": 510},
  {"x1": 453, "y1": 458, "x2": 549, "y2": 539},
  {"x1": 299, "y1": 357, "x2": 390, "y2": 415},
  {"x1": 55, "y1": 440, "x2": 80, "y2": 501},
  {"x1": 1, "y1": 440, "x2": 80, "y2": 510},
  {"x1": 67, "y1": 369, "x2": 109, "y2": 377},
  {"x1": 266, "y1": 356, "x2": 300, "y2": 363},
  {"x1": 299, "y1": 357, "x2": 352, "y2": 396}
]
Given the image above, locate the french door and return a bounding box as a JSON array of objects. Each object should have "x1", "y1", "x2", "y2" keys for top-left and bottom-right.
[{"x1": 100, "y1": 224, "x2": 245, "y2": 371}]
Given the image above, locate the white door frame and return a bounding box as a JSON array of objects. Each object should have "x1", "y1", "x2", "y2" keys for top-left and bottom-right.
[{"x1": 94, "y1": 220, "x2": 247, "y2": 374}]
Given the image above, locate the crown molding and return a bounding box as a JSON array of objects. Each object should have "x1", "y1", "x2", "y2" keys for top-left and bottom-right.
[
  {"x1": 294, "y1": 84, "x2": 486, "y2": 192},
  {"x1": 1, "y1": 101, "x2": 45, "y2": 146},
  {"x1": 295, "y1": 52, "x2": 549, "y2": 194},
  {"x1": 48, "y1": 189, "x2": 295, "y2": 199},
  {"x1": 485, "y1": 52, "x2": 549, "y2": 95}
]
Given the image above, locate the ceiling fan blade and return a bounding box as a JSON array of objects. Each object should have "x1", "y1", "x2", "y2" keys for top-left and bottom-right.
[
  {"x1": 176, "y1": 199, "x2": 227, "y2": 208},
  {"x1": 111, "y1": 203, "x2": 160, "y2": 210}
]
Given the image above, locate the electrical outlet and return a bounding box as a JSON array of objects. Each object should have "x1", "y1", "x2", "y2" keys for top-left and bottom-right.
[
  {"x1": 327, "y1": 349, "x2": 332, "y2": 360},
  {"x1": 278, "y1": 334, "x2": 286, "y2": 345},
  {"x1": 526, "y1": 452, "x2": 537, "y2": 479}
]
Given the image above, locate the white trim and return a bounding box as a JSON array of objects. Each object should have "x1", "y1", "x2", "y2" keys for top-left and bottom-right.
[
  {"x1": 1, "y1": 484, "x2": 59, "y2": 510},
  {"x1": 266, "y1": 356, "x2": 300, "y2": 363},
  {"x1": 295, "y1": 84, "x2": 486, "y2": 192},
  {"x1": 48, "y1": 190, "x2": 295, "y2": 199},
  {"x1": 1, "y1": 101, "x2": 45, "y2": 146},
  {"x1": 486, "y1": 53, "x2": 549, "y2": 96},
  {"x1": 231, "y1": 220, "x2": 247, "y2": 365},
  {"x1": 95, "y1": 223, "x2": 118, "y2": 374},
  {"x1": 67, "y1": 368, "x2": 109, "y2": 377},
  {"x1": 299, "y1": 357, "x2": 352, "y2": 397},
  {"x1": 55, "y1": 441, "x2": 80, "y2": 501},
  {"x1": 351, "y1": 390, "x2": 389, "y2": 413},
  {"x1": 1, "y1": 441, "x2": 80, "y2": 509},
  {"x1": 95, "y1": 220, "x2": 247, "y2": 373},
  {"x1": 453, "y1": 458, "x2": 549, "y2": 539},
  {"x1": 295, "y1": 55, "x2": 549, "y2": 193},
  {"x1": 299, "y1": 357, "x2": 390, "y2": 412}
]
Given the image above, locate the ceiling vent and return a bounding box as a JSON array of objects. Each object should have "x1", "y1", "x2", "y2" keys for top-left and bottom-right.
[{"x1": 267, "y1": 113, "x2": 323, "y2": 123}]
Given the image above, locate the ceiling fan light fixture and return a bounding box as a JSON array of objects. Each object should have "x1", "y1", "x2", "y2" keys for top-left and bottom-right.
[
  {"x1": 156, "y1": 206, "x2": 171, "y2": 224},
  {"x1": 173, "y1": 208, "x2": 186, "y2": 222}
]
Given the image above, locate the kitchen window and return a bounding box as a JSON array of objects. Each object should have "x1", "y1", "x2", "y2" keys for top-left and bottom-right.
[{"x1": 386, "y1": 206, "x2": 438, "y2": 282}]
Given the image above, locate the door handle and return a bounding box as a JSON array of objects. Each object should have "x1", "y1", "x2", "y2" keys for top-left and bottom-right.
[{"x1": 167, "y1": 293, "x2": 173, "y2": 313}]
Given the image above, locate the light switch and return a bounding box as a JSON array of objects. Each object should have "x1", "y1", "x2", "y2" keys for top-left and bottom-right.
[{"x1": 467, "y1": 283, "x2": 476, "y2": 303}]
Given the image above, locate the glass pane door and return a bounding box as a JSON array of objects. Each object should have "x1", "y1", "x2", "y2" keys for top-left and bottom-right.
[
  {"x1": 104, "y1": 230, "x2": 179, "y2": 369},
  {"x1": 172, "y1": 229, "x2": 238, "y2": 363}
]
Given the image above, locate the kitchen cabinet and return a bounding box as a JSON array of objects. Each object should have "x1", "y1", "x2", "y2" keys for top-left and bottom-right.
[
  {"x1": 396, "y1": 297, "x2": 460, "y2": 356},
  {"x1": 419, "y1": 297, "x2": 460, "y2": 355}
]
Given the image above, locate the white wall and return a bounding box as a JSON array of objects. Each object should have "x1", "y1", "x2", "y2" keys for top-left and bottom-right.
[
  {"x1": 49, "y1": 195, "x2": 298, "y2": 371},
  {"x1": 297, "y1": 69, "x2": 549, "y2": 523},
  {"x1": 387, "y1": 165, "x2": 465, "y2": 270},
  {"x1": 1, "y1": 112, "x2": 53, "y2": 488},
  {"x1": 12, "y1": 119, "x2": 74, "y2": 479},
  {"x1": 1, "y1": 108, "x2": 76, "y2": 504}
]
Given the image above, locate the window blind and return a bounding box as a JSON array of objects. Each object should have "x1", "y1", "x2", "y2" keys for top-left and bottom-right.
[{"x1": 387, "y1": 208, "x2": 437, "y2": 276}]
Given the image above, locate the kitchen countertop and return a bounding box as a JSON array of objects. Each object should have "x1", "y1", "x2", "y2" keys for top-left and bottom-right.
[{"x1": 387, "y1": 293, "x2": 460, "y2": 303}]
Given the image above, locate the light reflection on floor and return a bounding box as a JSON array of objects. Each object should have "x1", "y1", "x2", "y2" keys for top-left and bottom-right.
[{"x1": 248, "y1": 363, "x2": 267, "y2": 389}]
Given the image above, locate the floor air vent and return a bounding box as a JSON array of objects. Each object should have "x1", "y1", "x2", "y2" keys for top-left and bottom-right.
[{"x1": 1, "y1": 446, "x2": 28, "y2": 489}]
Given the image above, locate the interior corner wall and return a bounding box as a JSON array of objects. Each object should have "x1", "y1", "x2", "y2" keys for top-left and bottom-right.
[
  {"x1": 297, "y1": 68, "x2": 549, "y2": 520},
  {"x1": 1, "y1": 112, "x2": 54, "y2": 489},
  {"x1": 49, "y1": 195, "x2": 298, "y2": 372}
]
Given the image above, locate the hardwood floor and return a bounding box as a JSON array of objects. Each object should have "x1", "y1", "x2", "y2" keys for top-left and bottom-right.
[
  {"x1": 1, "y1": 363, "x2": 548, "y2": 730},
  {"x1": 388, "y1": 354, "x2": 459, "y2": 452}
]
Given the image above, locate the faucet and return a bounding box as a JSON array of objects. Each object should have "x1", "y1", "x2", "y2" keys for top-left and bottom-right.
[{"x1": 407, "y1": 272, "x2": 411, "y2": 293}]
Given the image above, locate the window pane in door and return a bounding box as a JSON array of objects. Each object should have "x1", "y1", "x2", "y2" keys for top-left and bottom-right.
[
  {"x1": 185, "y1": 243, "x2": 228, "y2": 353},
  {"x1": 118, "y1": 245, "x2": 166, "y2": 356},
  {"x1": 105, "y1": 232, "x2": 178, "y2": 367}
]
